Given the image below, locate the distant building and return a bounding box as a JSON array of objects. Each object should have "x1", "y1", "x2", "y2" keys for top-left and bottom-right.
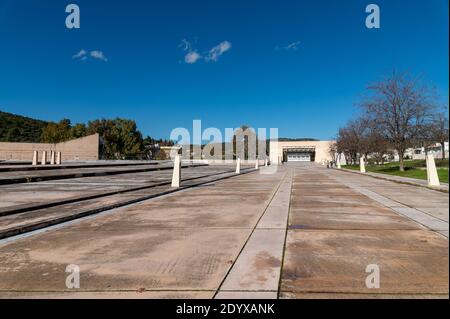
[
  {"x1": 270, "y1": 140, "x2": 337, "y2": 164},
  {"x1": 403, "y1": 142, "x2": 449, "y2": 160}
]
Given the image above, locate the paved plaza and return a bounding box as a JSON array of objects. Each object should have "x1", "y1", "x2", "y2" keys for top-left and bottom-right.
[{"x1": 0, "y1": 162, "x2": 448, "y2": 298}]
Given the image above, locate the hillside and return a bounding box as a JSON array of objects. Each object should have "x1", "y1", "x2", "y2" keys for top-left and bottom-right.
[{"x1": 0, "y1": 110, "x2": 50, "y2": 143}]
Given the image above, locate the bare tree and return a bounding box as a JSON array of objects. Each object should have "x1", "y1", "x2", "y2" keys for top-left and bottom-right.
[
  {"x1": 336, "y1": 126, "x2": 358, "y2": 165},
  {"x1": 366, "y1": 130, "x2": 392, "y2": 164},
  {"x1": 430, "y1": 112, "x2": 449, "y2": 159},
  {"x1": 361, "y1": 72, "x2": 437, "y2": 171},
  {"x1": 336, "y1": 118, "x2": 370, "y2": 165}
]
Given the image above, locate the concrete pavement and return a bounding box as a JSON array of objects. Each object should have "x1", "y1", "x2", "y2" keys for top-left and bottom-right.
[
  {"x1": 280, "y1": 163, "x2": 448, "y2": 298},
  {"x1": 0, "y1": 165, "x2": 285, "y2": 298},
  {"x1": 0, "y1": 163, "x2": 448, "y2": 298}
]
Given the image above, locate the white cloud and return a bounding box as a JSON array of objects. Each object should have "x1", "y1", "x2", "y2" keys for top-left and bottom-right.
[
  {"x1": 179, "y1": 39, "x2": 202, "y2": 64},
  {"x1": 185, "y1": 51, "x2": 201, "y2": 64},
  {"x1": 72, "y1": 49, "x2": 108, "y2": 62},
  {"x1": 178, "y1": 39, "x2": 232, "y2": 64},
  {"x1": 277, "y1": 41, "x2": 301, "y2": 51},
  {"x1": 90, "y1": 50, "x2": 108, "y2": 62},
  {"x1": 72, "y1": 49, "x2": 87, "y2": 59},
  {"x1": 179, "y1": 39, "x2": 192, "y2": 52},
  {"x1": 205, "y1": 41, "x2": 232, "y2": 62}
]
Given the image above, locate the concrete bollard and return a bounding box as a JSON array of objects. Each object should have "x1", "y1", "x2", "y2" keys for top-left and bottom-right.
[
  {"x1": 426, "y1": 154, "x2": 440, "y2": 187},
  {"x1": 265, "y1": 158, "x2": 268, "y2": 167},
  {"x1": 171, "y1": 155, "x2": 181, "y2": 188},
  {"x1": 360, "y1": 156, "x2": 366, "y2": 173},
  {"x1": 255, "y1": 157, "x2": 259, "y2": 169},
  {"x1": 50, "y1": 151, "x2": 55, "y2": 165},
  {"x1": 337, "y1": 159, "x2": 341, "y2": 169},
  {"x1": 32, "y1": 151, "x2": 38, "y2": 166},
  {"x1": 41, "y1": 151, "x2": 47, "y2": 165},
  {"x1": 236, "y1": 158, "x2": 241, "y2": 174},
  {"x1": 56, "y1": 152, "x2": 61, "y2": 165}
]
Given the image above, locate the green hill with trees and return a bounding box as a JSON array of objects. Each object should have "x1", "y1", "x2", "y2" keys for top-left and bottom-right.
[{"x1": 0, "y1": 110, "x2": 50, "y2": 143}]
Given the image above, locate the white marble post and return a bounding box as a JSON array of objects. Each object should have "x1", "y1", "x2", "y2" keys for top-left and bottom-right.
[
  {"x1": 171, "y1": 155, "x2": 181, "y2": 188},
  {"x1": 360, "y1": 156, "x2": 366, "y2": 173},
  {"x1": 32, "y1": 151, "x2": 38, "y2": 166},
  {"x1": 56, "y1": 152, "x2": 61, "y2": 165},
  {"x1": 337, "y1": 156, "x2": 342, "y2": 169},
  {"x1": 426, "y1": 154, "x2": 440, "y2": 187},
  {"x1": 236, "y1": 157, "x2": 241, "y2": 174},
  {"x1": 41, "y1": 151, "x2": 47, "y2": 165},
  {"x1": 50, "y1": 151, "x2": 55, "y2": 165},
  {"x1": 265, "y1": 158, "x2": 268, "y2": 167},
  {"x1": 255, "y1": 157, "x2": 259, "y2": 169}
]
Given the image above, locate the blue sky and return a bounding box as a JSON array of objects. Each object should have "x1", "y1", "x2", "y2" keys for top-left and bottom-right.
[{"x1": 0, "y1": 0, "x2": 448, "y2": 140}]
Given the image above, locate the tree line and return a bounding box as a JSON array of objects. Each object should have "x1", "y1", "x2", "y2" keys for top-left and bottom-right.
[{"x1": 334, "y1": 72, "x2": 449, "y2": 171}]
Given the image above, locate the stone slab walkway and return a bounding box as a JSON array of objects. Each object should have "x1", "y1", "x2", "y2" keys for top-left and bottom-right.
[
  {"x1": 0, "y1": 163, "x2": 448, "y2": 299},
  {"x1": 280, "y1": 164, "x2": 448, "y2": 298}
]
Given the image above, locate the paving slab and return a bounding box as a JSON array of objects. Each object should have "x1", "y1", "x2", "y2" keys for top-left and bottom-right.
[
  {"x1": 219, "y1": 229, "x2": 285, "y2": 292},
  {"x1": 282, "y1": 229, "x2": 449, "y2": 294},
  {"x1": 0, "y1": 227, "x2": 249, "y2": 291},
  {"x1": 280, "y1": 292, "x2": 449, "y2": 299},
  {"x1": 0, "y1": 291, "x2": 215, "y2": 299},
  {"x1": 217, "y1": 169, "x2": 292, "y2": 297},
  {"x1": 0, "y1": 167, "x2": 285, "y2": 297},
  {"x1": 280, "y1": 164, "x2": 449, "y2": 298},
  {"x1": 215, "y1": 291, "x2": 277, "y2": 299},
  {"x1": 328, "y1": 172, "x2": 449, "y2": 236},
  {"x1": 391, "y1": 207, "x2": 448, "y2": 232},
  {"x1": 289, "y1": 210, "x2": 422, "y2": 230}
]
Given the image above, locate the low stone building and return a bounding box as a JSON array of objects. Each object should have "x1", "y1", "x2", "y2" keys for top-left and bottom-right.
[
  {"x1": 0, "y1": 134, "x2": 100, "y2": 162},
  {"x1": 270, "y1": 140, "x2": 337, "y2": 164}
]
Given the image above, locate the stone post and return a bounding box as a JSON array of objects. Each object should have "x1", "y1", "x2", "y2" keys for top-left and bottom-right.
[
  {"x1": 426, "y1": 154, "x2": 440, "y2": 187},
  {"x1": 337, "y1": 158, "x2": 342, "y2": 169},
  {"x1": 265, "y1": 158, "x2": 268, "y2": 167},
  {"x1": 50, "y1": 151, "x2": 55, "y2": 165},
  {"x1": 255, "y1": 157, "x2": 259, "y2": 169},
  {"x1": 236, "y1": 157, "x2": 241, "y2": 174},
  {"x1": 32, "y1": 151, "x2": 38, "y2": 166},
  {"x1": 56, "y1": 152, "x2": 61, "y2": 165},
  {"x1": 171, "y1": 155, "x2": 181, "y2": 188},
  {"x1": 41, "y1": 151, "x2": 47, "y2": 165},
  {"x1": 360, "y1": 156, "x2": 366, "y2": 173}
]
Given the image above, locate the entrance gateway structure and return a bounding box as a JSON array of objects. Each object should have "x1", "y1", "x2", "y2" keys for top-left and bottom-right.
[{"x1": 269, "y1": 139, "x2": 336, "y2": 164}]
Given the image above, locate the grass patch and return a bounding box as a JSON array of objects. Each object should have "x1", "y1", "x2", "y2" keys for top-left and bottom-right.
[{"x1": 344, "y1": 159, "x2": 449, "y2": 184}]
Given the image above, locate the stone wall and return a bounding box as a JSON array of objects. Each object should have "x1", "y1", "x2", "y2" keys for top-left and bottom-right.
[{"x1": 0, "y1": 134, "x2": 100, "y2": 161}]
